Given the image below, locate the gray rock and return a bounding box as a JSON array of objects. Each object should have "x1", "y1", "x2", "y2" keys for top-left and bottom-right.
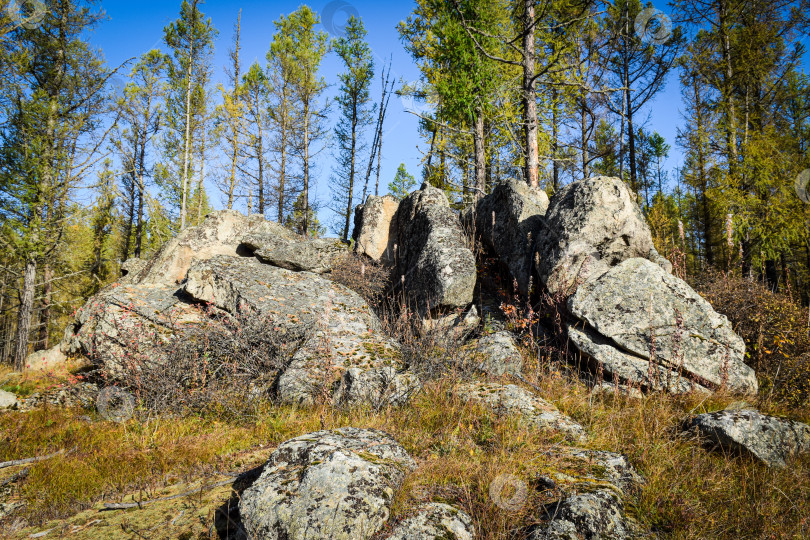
[
  {"x1": 353, "y1": 195, "x2": 400, "y2": 264},
  {"x1": 61, "y1": 282, "x2": 205, "y2": 379},
  {"x1": 568, "y1": 325, "x2": 710, "y2": 395},
  {"x1": 239, "y1": 428, "x2": 416, "y2": 540},
  {"x1": 556, "y1": 449, "x2": 644, "y2": 495},
  {"x1": 420, "y1": 305, "x2": 480, "y2": 340},
  {"x1": 254, "y1": 237, "x2": 349, "y2": 274},
  {"x1": 534, "y1": 176, "x2": 669, "y2": 296},
  {"x1": 119, "y1": 257, "x2": 147, "y2": 284},
  {"x1": 568, "y1": 258, "x2": 757, "y2": 395},
  {"x1": 531, "y1": 490, "x2": 639, "y2": 540},
  {"x1": 184, "y1": 256, "x2": 413, "y2": 407},
  {"x1": 24, "y1": 345, "x2": 66, "y2": 372},
  {"x1": 530, "y1": 448, "x2": 648, "y2": 540},
  {"x1": 473, "y1": 331, "x2": 523, "y2": 377},
  {"x1": 19, "y1": 382, "x2": 99, "y2": 411},
  {"x1": 464, "y1": 179, "x2": 549, "y2": 295},
  {"x1": 685, "y1": 409, "x2": 810, "y2": 468},
  {"x1": 395, "y1": 184, "x2": 476, "y2": 313},
  {"x1": 135, "y1": 210, "x2": 285, "y2": 285},
  {"x1": 0, "y1": 389, "x2": 18, "y2": 409},
  {"x1": 455, "y1": 382, "x2": 586, "y2": 441},
  {"x1": 385, "y1": 503, "x2": 474, "y2": 540},
  {"x1": 333, "y1": 366, "x2": 422, "y2": 409}
]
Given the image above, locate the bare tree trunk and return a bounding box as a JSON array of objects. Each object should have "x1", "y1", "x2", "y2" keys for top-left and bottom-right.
[
  {"x1": 179, "y1": 1, "x2": 198, "y2": 231},
  {"x1": 343, "y1": 101, "x2": 358, "y2": 242},
  {"x1": 474, "y1": 107, "x2": 486, "y2": 199},
  {"x1": 278, "y1": 116, "x2": 287, "y2": 223},
  {"x1": 522, "y1": 0, "x2": 539, "y2": 187},
  {"x1": 302, "y1": 101, "x2": 310, "y2": 236},
  {"x1": 14, "y1": 258, "x2": 36, "y2": 371},
  {"x1": 36, "y1": 263, "x2": 52, "y2": 351}
]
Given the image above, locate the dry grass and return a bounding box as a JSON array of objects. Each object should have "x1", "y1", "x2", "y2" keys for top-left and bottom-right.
[{"x1": 1, "y1": 362, "x2": 808, "y2": 539}]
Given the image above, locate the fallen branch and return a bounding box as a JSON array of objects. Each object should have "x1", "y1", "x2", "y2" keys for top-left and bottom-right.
[
  {"x1": 102, "y1": 477, "x2": 237, "y2": 511},
  {"x1": 0, "y1": 448, "x2": 70, "y2": 470}
]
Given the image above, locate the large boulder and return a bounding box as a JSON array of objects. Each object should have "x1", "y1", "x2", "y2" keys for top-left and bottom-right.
[
  {"x1": 685, "y1": 408, "x2": 810, "y2": 468},
  {"x1": 184, "y1": 256, "x2": 419, "y2": 406},
  {"x1": 385, "y1": 503, "x2": 474, "y2": 540},
  {"x1": 454, "y1": 382, "x2": 586, "y2": 442},
  {"x1": 567, "y1": 258, "x2": 757, "y2": 394},
  {"x1": 534, "y1": 176, "x2": 671, "y2": 296},
  {"x1": 247, "y1": 234, "x2": 349, "y2": 274},
  {"x1": 63, "y1": 212, "x2": 420, "y2": 408},
  {"x1": 353, "y1": 195, "x2": 400, "y2": 264},
  {"x1": 464, "y1": 179, "x2": 549, "y2": 295},
  {"x1": 239, "y1": 428, "x2": 416, "y2": 540},
  {"x1": 61, "y1": 282, "x2": 205, "y2": 379},
  {"x1": 24, "y1": 345, "x2": 66, "y2": 372},
  {"x1": 395, "y1": 184, "x2": 476, "y2": 313}
]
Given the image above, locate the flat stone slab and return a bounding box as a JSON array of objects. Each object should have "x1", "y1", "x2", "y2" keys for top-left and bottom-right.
[
  {"x1": 685, "y1": 408, "x2": 810, "y2": 468},
  {"x1": 454, "y1": 382, "x2": 586, "y2": 441}
]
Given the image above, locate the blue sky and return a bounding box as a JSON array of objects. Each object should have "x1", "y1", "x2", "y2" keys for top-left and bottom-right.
[{"x1": 87, "y1": 1, "x2": 808, "y2": 232}]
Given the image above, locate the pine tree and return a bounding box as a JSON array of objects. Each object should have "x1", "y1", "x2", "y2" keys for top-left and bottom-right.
[{"x1": 388, "y1": 163, "x2": 417, "y2": 201}]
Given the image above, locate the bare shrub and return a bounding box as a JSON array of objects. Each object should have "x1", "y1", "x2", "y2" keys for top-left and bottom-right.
[
  {"x1": 329, "y1": 252, "x2": 393, "y2": 309},
  {"x1": 696, "y1": 270, "x2": 810, "y2": 406},
  {"x1": 107, "y1": 306, "x2": 309, "y2": 415}
]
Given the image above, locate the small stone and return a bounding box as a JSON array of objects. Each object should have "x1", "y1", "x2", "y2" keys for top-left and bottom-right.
[{"x1": 385, "y1": 503, "x2": 474, "y2": 540}]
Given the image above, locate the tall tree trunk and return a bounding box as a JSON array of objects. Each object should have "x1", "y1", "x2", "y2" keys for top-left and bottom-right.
[
  {"x1": 580, "y1": 100, "x2": 590, "y2": 179},
  {"x1": 302, "y1": 101, "x2": 310, "y2": 236},
  {"x1": 227, "y1": 10, "x2": 242, "y2": 210},
  {"x1": 522, "y1": 0, "x2": 538, "y2": 187},
  {"x1": 14, "y1": 258, "x2": 36, "y2": 371},
  {"x1": 277, "y1": 89, "x2": 288, "y2": 223},
  {"x1": 180, "y1": 3, "x2": 197, "y2": 231},
  {"x1": 627, "y1": 100, "x2": 638, "y2": 192},
  {"x1": 36, "y1": 263, "x2": 52, "y2": 351},
  {"x1": 343, "y1": 102, "x2": 358, "y2": 242},
  {"x1": 473, "y1": 107, "x2": 486, "y2": 199}
]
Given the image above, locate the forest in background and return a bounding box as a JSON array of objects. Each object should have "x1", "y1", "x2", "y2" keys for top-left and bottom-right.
[{"x1": 0, "y1": 0, "x2": 809, "y2": 370}]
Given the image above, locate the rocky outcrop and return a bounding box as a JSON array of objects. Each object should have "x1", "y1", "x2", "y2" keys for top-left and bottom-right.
[
  {"x1": 455, "y1": 382, "x2": 586, "y2": 441},
  {"x1": 472, "y1": 331, "x2": 523, "y2": 377},
  {"x1": 567, "y1": 258, "x2": 757, "y2": 394},
  {"x1": 183, "y1": 256, "x2": 418, "y2": 406},
  {"x1": 464, "y1": 179, "x2": 549, "y2": 295},
  {"x1": 684, "y1": 408, "x2": 810, "y2": 468},
  {"x1": 353, "y1": 195, "x2": 400, "y2": 264},
  {"x1": 395, "y1": 184, "x2": 476, "y2": 313},
  {"x1": 385, "y1": 503, "x2": 474, "y2": 540},
  {"x1": 534, "y1": 176, "x2": 671, "y2": 296},
  {"x1": 239, "y1": 428, "x2": 416, "y2": 540}
]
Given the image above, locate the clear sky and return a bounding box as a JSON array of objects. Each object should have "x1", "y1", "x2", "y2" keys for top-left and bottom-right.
[{"x1": 87, "y1": 1, "x2": 808, "y2": 233}]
